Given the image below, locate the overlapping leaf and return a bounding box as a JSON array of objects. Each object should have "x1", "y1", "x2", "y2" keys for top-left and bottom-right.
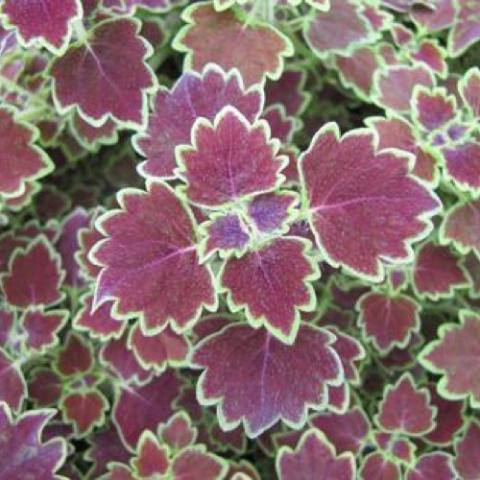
[
  {"x1": 91, "y1": 181, "x2": 217, "y2": 335},
  {"x1": 300, "y1": 123, "x2": 440, "y2": 281},
  {"x1": 191, "y1": 322, "x2": 342, "y2": 437}
]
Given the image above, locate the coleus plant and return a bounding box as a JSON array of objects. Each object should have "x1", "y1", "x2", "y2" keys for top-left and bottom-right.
[{"x1": 0, "y1": 0, "x2": 479, "y2": 478}]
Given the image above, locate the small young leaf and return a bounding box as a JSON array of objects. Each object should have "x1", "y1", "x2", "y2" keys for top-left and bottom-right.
[
  {"x1": 200, "y1": 213, "x2": 250, "y2": 260},
  {"x1": 357, "y1": 292, "x2": 421, "y2": 353},
  {"x1": 55, "y1": 333, "x2": 93, "y2": 377},
  {"x1": 412, "y1": 87, "x2": 457, "y2": 131},
  {"x1": 132, "y1": 431, "x2": 169, "y2": 478},
  {"x1": 61, "y1": 389, "x2": 108, "y2": 436},
  {"x1": 247, "y1": 191, "x2": 298, "y2": 234},
  {"x1": 159, "y1": 411, "x2": 197, "y2": 451},
  {"x1": 21, "y1": 309, "x2": 68, "y2": 353},
  {"x1": 376, "y1": 373, "x2": 436, "y2": 436},
  {"x1": 1, "y1": 237, "x2": 65, "y2": 309}
]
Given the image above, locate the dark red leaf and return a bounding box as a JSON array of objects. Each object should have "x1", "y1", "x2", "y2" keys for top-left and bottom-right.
[
  {"x1": 192, "y1": 322, "x2": 342, "y2": 437},
  {"x1": 52, "y1": 18, "x2": 155, "y2": 128}
]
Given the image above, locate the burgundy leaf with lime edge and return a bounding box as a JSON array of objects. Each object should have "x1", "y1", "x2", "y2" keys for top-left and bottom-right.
[
  {"x1": 443, "y1": 141, "x2": 480, "y2": 192},
  {"x1": 171, "y1": 446, "x2": 227, "y2": 480},
  {"x1": 304, "y1": 0, "x2": 375, "y2": 59},
  {"x1": 159, "y1": 411, "x2": 197, "y2": 450},
  {"x1": 113, "y1": 371, "x2": 179, "y2": 448},
  {"x1": 374, "y1": 64, "x2": 435, "y2": 112},
  {"x1": 454, "y1": 420, "x2": 480, "y2": 480},
  {"x1": 132, "y1": 431, "x2": 169, "y2": 477},
  {"x1": 0, "y1": 403, "x2": 67, "y2": 480},
  {"x1": 134, "y1": 64, "x2": 263, "y2": 179},
  {"x1": 247, "y1": 192, "x2": 298, "y2": 233},
  {"x1": 441, "y1": 199, "x2": 480, "y2": 255},
  {"x1": 1, "y1": 0, "x2": 81, "y2": 54},
  {"x1": 0, "y1": 107, "x2": 53, "y2": 197},
  {"x1": 92, "y1": 181, "x2": 216, "y2": 335},
  {"x1": 21, "y1": 310, "x2": 68, "y2": 353},
  {"x1": 173, "y1": 3, "x2": 293, "y2": 87},
  {"x1": 360, "y1": 452, "x2": 401, "y2": 480},
  {"x1": 357, "y1": 292, "x2": 420, "y2": 353},
  {"x1": 177, "y1": 107, "x2": 286, "y2": 208},
  {"x1": 74, "y1": 294, "x2": 124, "y2": 340},
  {"x1": 309, "y1": 407, "x2": 370, "y2": 454},
  {"x1": 1, "y1": 237, "x2": 64, "y2": 309},
  {"x1": 100, "y1": 332, "x2": 151, "y2": 384},
  {"x1": 221, "y1": 238, "x2": 318, "y2": 343},
  {"x1": 56, "y1": 333, "x2": 93, "y2": 377},
  {"x1": 192, "y1": 322, "x2": 342, "y2": 438},
  {"x1": 300, "y1": 123, "x2": 440, "y2": 281},
  {"x1": 460, "y1": 67, "x2": 480, "y2": 117},
  {"x1": 200, "y1": 213, "x2": 250, "y2": 260},
  {"x1": 376, "y1": 374, "x2": 436, "y2": 436},
  {"x1": 128, "y1": 324, "x2": 190, "y2": 372},
  {"x1": 420, "y1": 310, "x2": 480, "y2": 407},
  {"x1": 62, "y1": 390, "x2": 108, "y2": 436},
  {"x1": 51, "y1": 18, "x2": 155, "y2": 128},
  {"x1": 276, "y1": 429, "x2": 355, "y2": 480},
  {"x1": 412, "y1": 87, "x2": 457, "y2": 131},
  {"x1": 406, "y1": 453, "x2": 455, "y2": 480},
  {"x1": 0, "y1": 350, "x2": 26, "y2": 412},
  {"x1": 413, "y1": 242, "x2": 467, "y2": 299}
]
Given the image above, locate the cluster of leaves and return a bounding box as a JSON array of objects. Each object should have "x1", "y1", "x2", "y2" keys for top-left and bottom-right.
[{"x1": 0, "y1": 0, "x2": 480, "y2": 478}]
